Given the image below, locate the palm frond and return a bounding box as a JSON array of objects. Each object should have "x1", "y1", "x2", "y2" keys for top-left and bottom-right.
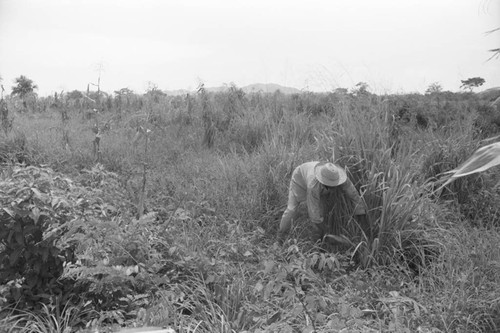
[{"x1": 437, "y1": 142, "x2": 500, "y2": 191}]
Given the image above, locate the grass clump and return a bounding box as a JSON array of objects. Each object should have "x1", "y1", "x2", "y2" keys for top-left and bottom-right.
[{"x1": 0, "y1": 303, "x2": 90, "y2": 333}]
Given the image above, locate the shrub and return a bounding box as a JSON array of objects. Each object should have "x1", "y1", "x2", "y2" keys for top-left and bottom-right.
[
  {"x1": 0, "y1": 165, "x2": 75, "y2": 308},
  {"x1": 0, "y1": 163, "x2": 161, "y2": 322}
]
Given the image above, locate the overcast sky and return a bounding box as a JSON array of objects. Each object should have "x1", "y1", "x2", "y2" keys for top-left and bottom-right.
[{"x1": 0, "y1": 0, "x2": 499, "y2": 96}]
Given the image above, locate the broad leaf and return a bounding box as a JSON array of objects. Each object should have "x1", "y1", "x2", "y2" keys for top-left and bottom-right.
[{"x1": 439, "y1": 142, "x2": 500, "y2": 190}]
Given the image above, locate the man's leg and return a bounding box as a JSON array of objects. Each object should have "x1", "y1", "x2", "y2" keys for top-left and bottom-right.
[{"x1": 278, "y1": 188, "x2": 299, "y2": 243}]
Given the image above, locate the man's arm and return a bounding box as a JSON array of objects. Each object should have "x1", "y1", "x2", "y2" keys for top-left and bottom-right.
[
  {"x1": 306, "y1": 184, "x2": 324, "y2": 224},
  {"x1": 342, "y1": 180, "x2": 372, "y2": 239},
  {"x1": 341, "y1": 179, "x2": 366, "y2": 215}
]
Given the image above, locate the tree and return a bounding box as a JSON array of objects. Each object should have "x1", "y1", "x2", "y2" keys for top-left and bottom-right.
[
  {"x1": 352, "y1": 82, "x2": 370, "y2": 96},
  {"x1": 114, "y1": 88, "x2": 135, "y2": 110},
  {"x1": 11, "y1": 75, "x2": 38, "y2": 98},
  {"x1": 333, "y1": 88, "x2": 348, "y2": 95},
  {"x1": 67, "y1": 90, "x2": 84, "y2": 99},
  {"x1": 145, "y1": 82, "x2": 165, "y2": 102},
  {"x1": 114, "y1": 87, "x2": 134, "y2": 96},
  {"x1": 460, "y1": 77, "x2": 485, "y2": 92},
  {"x1": 425, "y1": 82, "x2": 443, "y2": 94}
]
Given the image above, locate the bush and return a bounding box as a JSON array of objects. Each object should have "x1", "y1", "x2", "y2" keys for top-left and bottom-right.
[
  {"x1": 0, "y1": 165, "x2": 75, "y2": 308},
  {"x1": 0, "y1": 164, "x2": 161, "y2": 321}
]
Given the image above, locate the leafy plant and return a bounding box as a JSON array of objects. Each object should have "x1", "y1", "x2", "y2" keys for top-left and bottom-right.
[{"x1": 0, "y1": 165, "x2": 75, "y2": 308}]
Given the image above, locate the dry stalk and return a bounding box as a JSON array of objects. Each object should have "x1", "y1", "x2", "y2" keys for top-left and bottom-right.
[
  {"x1": 0, "y1": 98, "x2": 12, "y2": 136},
  {"x1": 137, "y1": 128, "x2": 151, "y2": 217},
  {"x1": 91, "y1": 113, "x2": 102, "y2": 163}
]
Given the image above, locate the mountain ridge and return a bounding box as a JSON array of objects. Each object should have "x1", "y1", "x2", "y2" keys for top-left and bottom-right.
[{"x1": 164, "y1": 83, "x2": 302, "y2": 96}]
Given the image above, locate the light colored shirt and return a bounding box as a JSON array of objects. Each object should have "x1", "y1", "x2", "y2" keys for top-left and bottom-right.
[{"x1": 286, "y1": 161, "x2": 366, "y2": 224}]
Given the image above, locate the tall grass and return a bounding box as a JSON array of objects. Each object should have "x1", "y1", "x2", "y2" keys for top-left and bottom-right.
[
  {"x1": 2, "y1": 89, "x2": 499, "y2": 331},
  {"x1": 418, "y1": 225, "x2": 500, "y2": 332},
  {"x1": 311, "y1": 97, "x2": 435, "y2": 267}
]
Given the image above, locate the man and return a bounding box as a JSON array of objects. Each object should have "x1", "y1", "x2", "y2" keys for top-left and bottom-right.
[{"x1": 278, "y1": 161, "x2": 367, "y2": 243}]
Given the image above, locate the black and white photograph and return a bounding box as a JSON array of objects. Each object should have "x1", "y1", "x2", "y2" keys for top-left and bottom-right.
[{"x1": 1, "y1": 1, "x2": 499, "y2": 332}]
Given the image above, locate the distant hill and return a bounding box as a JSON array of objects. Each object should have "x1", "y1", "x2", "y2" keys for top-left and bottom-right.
[
  {"x1": 164, "y1": 83, "x2": 302, "y2": 96},
  {"x1": 205, "y1": 86, "x2": 228, "y2": 93},
  {"x1": 163, "y1": 89, "x2": 192, "y2": 96},
  {"x1": 478, "y1": 87, "x2": 500, "y2": 99},
  {"x1": 478, "y1": 87, "x2": 500, "y2": 107},
  {"x1": 242, "y1": 83, "x2": 302, "y2": 94}
]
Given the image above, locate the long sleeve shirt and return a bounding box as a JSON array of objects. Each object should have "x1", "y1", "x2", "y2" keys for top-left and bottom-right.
[{"x1": 288, "y1": 162, "x2": 366, "y2": 224}]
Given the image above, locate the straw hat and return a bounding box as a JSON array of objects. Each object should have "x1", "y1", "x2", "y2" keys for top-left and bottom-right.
[{"x1": 314, "y1": 162, "x2": 347, "y2": 187}]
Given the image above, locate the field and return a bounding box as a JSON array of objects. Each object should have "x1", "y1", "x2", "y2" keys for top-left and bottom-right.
[{"x1": 1, "y1": 86, "x2": 500, "y2": 332}]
